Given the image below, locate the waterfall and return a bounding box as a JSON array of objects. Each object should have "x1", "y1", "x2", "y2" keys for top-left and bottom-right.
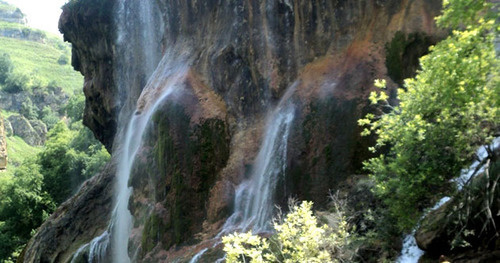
[
  {"x1": 397, "y1": 137, "x2": 500, "y2": 263},
  {"x1": 109, "y1": 0, "x2": 164, "y2": 261},
  {"x1": 224, "y1": 85, "x2": 296, "y2": 233},
  {"x1": 111, "y1": 86, "x2": 176, "y2": 262},
  {"x1": 115, "y1": 0, "x2": 163, "y2": 119},
  {"x1": 109, "y1": 56, "x2": 188, "y2": 261}
]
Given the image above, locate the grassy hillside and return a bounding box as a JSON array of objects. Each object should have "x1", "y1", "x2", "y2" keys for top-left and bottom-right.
[
  {"x1": 6, "y1": 136, "x2": 40, "y2": 167},
  {"x1": 0, "y1": 1, "x2": 82, "y2": 94},
  {"x1": 0, "y1": 37, "x2": 82, "y2": 93}
]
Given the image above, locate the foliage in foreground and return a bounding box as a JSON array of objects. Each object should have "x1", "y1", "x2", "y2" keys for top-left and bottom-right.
[
  {"x1": 223, "y1": 201, "x2": 350, "y2": 263},
  {"x1": 359, "y1": 0, "x2": 499, "y2": 231}
]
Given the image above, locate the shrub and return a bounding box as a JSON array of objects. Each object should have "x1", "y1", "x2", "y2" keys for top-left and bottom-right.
[
  {"x1": 358, "y1": 0, "x2": 499, "y2": 231},
  {"x1": 57, "y1": 54, "x2": 69, "y2": 65},
  {"x1": 223, "y1": 201, "x2": 350, "y2": 263},
  {"x1": 0, "y1": 53, "x2": 13, "y2": 84},
  {"x1": 3, "y1": 72, "x2": 30, "y2": 93}
]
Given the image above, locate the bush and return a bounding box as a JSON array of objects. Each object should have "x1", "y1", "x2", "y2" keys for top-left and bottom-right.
[
  {"x1": 57, "y1": 54, "x2": 69, "y2": 65},
  {"x1": 40, "y1": 106, "x2": 59, "y2": 130},
  {"x1": 223, "y1": 201, "x2": 350, "y2": 263},
  {"x1": 20, "y1": 98, "x2": 38, "y2": 120},
  {"x1": 3, "y1": 72, "x2": 30, "y2": 93},
  {"x1": 358, "y1": 0, "x2": 499, "y2": 231},
  {"x1": 0, "y1": 53, "x2": 13, "y2": 84}
]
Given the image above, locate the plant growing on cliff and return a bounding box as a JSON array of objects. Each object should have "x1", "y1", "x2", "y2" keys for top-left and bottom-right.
[
  {"x1": 358, "y1": 0, "x2": 499, "y2": 231},
  {"x1": 223, "y1": 201, "x2": 350, "y2": 263}
]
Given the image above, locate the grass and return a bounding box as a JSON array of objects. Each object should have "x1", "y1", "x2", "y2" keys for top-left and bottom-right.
[
  {"x1": 6, "y1": 136, "x2": 40, "y2": 168},
  {"x1": 0, "y1": 37, "x2": 83, "y2": 93}
]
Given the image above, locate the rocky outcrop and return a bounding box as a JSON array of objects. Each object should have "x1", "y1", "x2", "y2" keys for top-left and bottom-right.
[
  {"x1": 7, "y1": 115, "x2": 46, "y2": 146},
  {"x1": 4, "y1": 118, "x2": 12, "y2": 137},
  {"x1": 0, "y1": 115, "x2": 7, "y2": 169},
  {"x1": 23, "y1": 0, "x2": 445, "y2": 262},
  {"x1": 59, "y1": 0, "x2": 117, "y2": 151},
  {"x1": 0, "y1": 1, "x2": 27, "y2": 25}
]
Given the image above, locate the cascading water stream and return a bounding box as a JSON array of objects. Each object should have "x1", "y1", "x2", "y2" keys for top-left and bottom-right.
[
  {"x1": 223, "y1": 84, "x2": 296, "y2": 234},
  {"x1": 398, "y1": 137, "x2": 500, "y2": 263}
]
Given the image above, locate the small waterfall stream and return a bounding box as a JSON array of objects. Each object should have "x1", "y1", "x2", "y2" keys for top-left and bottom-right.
[
  {"x1": 190, "y1": 85, "x2": 296, "y2": 262},
  {"x1": 398, "y1": 137, "x2": 500, "y2": 263},
  {"x1": 223, "y1": 103, "x2": 295, "y2": 233}
]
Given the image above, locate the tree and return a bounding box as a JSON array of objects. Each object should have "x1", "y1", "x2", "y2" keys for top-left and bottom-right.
[
  {"x1": 38, "y1": 121, "x2": 109, "y2": 205},
  {"x1": 0, "y1": 53, "x2": 14, "y2": 84},
  {"x1": 222, "y1": 201, "x2": 350, "y2": 263},
  {"x1": 64, "y1": 93, "x2": 85, "y2": 122},
  {"x1": 0, "y1": 161, "x2": 55, "y2": 262},
  {"x1": 358, "y1": 0, "x2": 499, "y2": 231}
]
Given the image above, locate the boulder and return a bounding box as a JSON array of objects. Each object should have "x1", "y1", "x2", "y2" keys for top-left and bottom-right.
[
  {"x1": 7, "y1": 115, "x2": 44, "y2": 146},
  {"x1": 29, "y1": 119, "x2": 47, "y2": 144}
]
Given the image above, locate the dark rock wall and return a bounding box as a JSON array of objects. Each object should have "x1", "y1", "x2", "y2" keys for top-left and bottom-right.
[
  {"x1": 22, "y1": 0, "x2": 445, "y2": 262},
  {"x1": 59, "y1": 0, "x2": 117, "y2": 151}
]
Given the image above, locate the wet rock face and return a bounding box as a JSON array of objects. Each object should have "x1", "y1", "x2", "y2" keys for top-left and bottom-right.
[{"x1": 127, "y1": 71, "x2": 231, "y2": 256}]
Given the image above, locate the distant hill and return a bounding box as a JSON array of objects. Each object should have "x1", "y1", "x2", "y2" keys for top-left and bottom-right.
[
  {"x1": 0, "y1": 0, "x2": 83, "y2": 172},
  {"x1": 0, "y1": 1, "x2": 82, "y2": 94}
]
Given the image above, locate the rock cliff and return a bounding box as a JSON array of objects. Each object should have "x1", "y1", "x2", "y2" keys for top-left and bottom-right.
[
  {"x1": 22, "y1": 0, "x2": 444, "y2": 262},
  {"x1": 0, "y1": 114, "x2": 7, "y2": 169}
]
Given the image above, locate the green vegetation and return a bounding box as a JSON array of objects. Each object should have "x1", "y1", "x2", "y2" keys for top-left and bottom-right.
[
  {"x1": 0, "y1": 119, "x2": 109, "y2": 262},
  {"x1": 359, "y1": 0, "x2": 498, "y2": 234},
  {"x1": 0, "y1": 53, "x2": 13, "y2": 84},
  {"x1": 0, "y1": 2, "x2": 16, "y2": 12},
  {"x1": 39, "y1": 120, "x2": 110, "y2": 204},
  {"x1": 0, "y1": 2, "x2": 108, "y2": 261},
  {"x1": 5, "y1": 136, "x2": 40, "y2": 168},
  {"x1": 223, "y1": 201, "x2": 350, "y2": 263},
  {"x1": 0, "y1": 164, "x2": 55, "y2": 263}
]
